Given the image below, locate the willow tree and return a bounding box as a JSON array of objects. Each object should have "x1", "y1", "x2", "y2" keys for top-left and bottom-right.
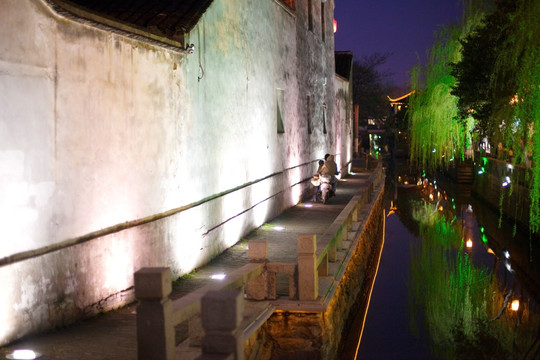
[
  {"x1": 452, "y1": 0, "x2": 540, "y2": 233},
  {"x1": 408, "y1": 25, "x2": 467, "y2": 172},
  {"x1": 408, "y1": 2, "x2": 486, "y2": 172},
  {"x1": 493, "y1": 0, "x2": 540, "y2": 232}
]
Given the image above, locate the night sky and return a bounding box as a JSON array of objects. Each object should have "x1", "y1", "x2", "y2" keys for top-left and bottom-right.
[{"x1": 334, "y1": 0, "x2": 463, "y2": 90}]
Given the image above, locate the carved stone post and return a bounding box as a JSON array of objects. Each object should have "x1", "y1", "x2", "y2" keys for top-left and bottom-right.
[
  {"x1": 134, "y1": 267, "x2": 175, "y2": 360},
  {"x1": 246, "y1": 240, "x2": 276, "y2": 300},
  {"x1": 297, "y1": 234, "x2": 318, "y2": 300},
  {"x1": 197, "y1": 290, "x2": 244, "y2": 360}
]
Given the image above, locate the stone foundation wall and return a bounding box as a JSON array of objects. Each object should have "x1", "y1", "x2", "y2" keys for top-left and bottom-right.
[{"x1": 253, "y1": 185, "x2": 385, "y2": 359}]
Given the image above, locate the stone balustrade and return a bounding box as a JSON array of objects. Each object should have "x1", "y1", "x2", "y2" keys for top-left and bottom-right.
[
  {"x1": 133, "y1": 163, "x2": 386, "y2": 359},
  {"x1": 134, "y1": 263, "x2": 264, "y2": 360}
]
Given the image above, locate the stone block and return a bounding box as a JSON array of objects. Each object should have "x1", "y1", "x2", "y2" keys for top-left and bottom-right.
[
  {"x1": 317, "y1": 254, "x2": 328, "y2": 277},
  {"x1": 297, "y1": 234, "x2": 316, "y2": 254},
  {"x1": 189, "y1": 315, "x2": 203, "y2": 347},
  {"x1": 248, "y1": 240, "x2": 268, "y2": 262},
  {"x1": 201, "y1": 329, "x2": 243, "y2": 355},
  {"x1": 201, "y1": 290, "x2": 244, "y2": 332},
  {"x1": 134, "y1": 267, "x2": 172, "y2": 300},
  {"x1": 297, "y1": 258, "x2": 318, "y2": 300},
  {"x1": 136, "y1": 297, "x2": 175, "y2": 360},
  {"x1": 246, "y1": 271, "x2": 276, "y2": 300}
]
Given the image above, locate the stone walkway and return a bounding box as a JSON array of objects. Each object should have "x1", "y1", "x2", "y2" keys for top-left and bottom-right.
[{"x1": 0, "y1": 158, "x2": 377, "y2": 360}]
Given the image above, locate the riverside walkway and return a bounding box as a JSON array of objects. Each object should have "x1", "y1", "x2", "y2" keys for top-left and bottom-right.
[{"x1": 0, "y1": 157, "x2": 382, "y2": 360}]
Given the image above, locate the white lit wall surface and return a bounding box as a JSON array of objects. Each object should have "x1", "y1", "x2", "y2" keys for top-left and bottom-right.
[{"x1": 0, "y1": 0, "x2": 349, "y2": 345}]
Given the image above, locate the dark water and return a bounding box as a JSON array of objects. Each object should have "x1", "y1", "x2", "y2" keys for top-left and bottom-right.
[{"x1": 356, "y1": 161, "x2": 540, "y2": 360}]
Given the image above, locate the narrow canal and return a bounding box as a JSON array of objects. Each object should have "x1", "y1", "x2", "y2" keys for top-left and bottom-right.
[{"x1": 356, "y1": 159, "x2": 540, "y2": 360}]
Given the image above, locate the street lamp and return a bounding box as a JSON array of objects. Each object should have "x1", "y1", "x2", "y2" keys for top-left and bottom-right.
[{"x1": 511, "y1": 299, "x2": 520, "y2": 312}]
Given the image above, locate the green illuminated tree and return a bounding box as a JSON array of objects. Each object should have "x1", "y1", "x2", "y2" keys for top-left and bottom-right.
[
  {"x1": 450, "y1": 1, "x2": 515, "y2": 140},
  {"x1": 450, "y1": 0, "x2": 540, "y2": 232},
  {"x1": 408, "y1": 27, "x2": 472, "y2": 171},
  {"x1": 493, "y1": 0, "x2": 540, "y2": 232}
]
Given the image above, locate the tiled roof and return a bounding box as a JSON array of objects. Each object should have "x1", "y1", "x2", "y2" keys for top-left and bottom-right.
[
  {"x1": 58, "y1": 0, "x2": 214, "y2": 42},
  {"x1": 335, "y1": 51, "x2": 353, "y2": 80}
]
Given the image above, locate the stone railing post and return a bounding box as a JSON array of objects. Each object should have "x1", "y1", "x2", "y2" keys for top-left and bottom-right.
[
  {"x1": 246, "y1": 240, "x2": 276, "y2": 300},
  {"x1": 297, "y1": 234, "x2": 318, "y2": 300},
  {"x1": 134, "y1": 267, "x2": 175, "y2": 360},
  {"x1": 197, "y1": 290, "x2": 244, "y2": 360}
]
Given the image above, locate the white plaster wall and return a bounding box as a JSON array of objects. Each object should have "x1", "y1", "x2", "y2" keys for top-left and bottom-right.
[
  {"x1": 0, "y1": 0, "x2": 345, "y2": 345},
  {"x1": 335, "y1": 75, "x2": 354, "y2": 172}
]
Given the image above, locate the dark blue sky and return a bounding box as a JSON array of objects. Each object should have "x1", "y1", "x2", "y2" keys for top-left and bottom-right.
[{"x1": 334, "y1": 0, "x2": 463, "y2": 89}]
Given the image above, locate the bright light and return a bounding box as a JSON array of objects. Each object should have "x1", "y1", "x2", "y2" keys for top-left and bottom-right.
[
  {"x1": 466, "y1": 239, "x2": 473, "y2": 248},
  {"x1": 507, "y1": 164, "x2": 514, "y2": 170},
  {"x1": 210, "y1": 273, "x2": 226, "y2": 280},
  {"x1": 333, "y1": 19, "x2": 337, "y2": 33},
  {"x1": 304, "y1": 204, "x2": 313, "y2": 208},
  {"x1": 511, "y1": 299, "x2": 520, "y2": 311},
  {"x1": 429, "y1": 194, "x2": 434, "y2": 201},
  {"x1": 504, "y1": 250, "x2": 510, "y2": 259},
  {"x1": 273, "y1": 226, "x2": 284, "y2": 231},
  {"x1": 7, "y1": 350, "x2": 40, "y2": 359}
]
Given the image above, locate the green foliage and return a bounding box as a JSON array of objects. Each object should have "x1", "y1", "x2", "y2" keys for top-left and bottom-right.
[
  {"x1": 408, "y1": 24, "x2": 473, "y2": 171},
  {"x1": 407, "y1": 1, "x2": 490, "y2": 171},
  {"x1": 451, "y1": 2, "x2": 515, "y2": 139},
  {"x1": 411, "y1": 0, "x2": 539, "y2": 234},
  {"x1": 500, "y1": 0, "x2": 540, "y2": 232}
]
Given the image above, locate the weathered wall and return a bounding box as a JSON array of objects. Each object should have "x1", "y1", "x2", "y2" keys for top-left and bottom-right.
[
  {"x1": 334, "y1": 74, "x2": 354, "y2": 173},
  {"x1": 0, "y1": 0, "x2": 348, "y2": 345}
]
